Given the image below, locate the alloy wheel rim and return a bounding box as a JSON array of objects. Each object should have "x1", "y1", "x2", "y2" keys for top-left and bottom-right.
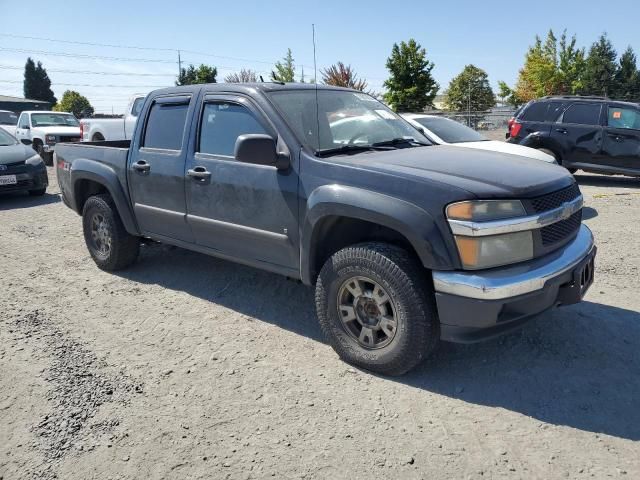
[
  {"x1": 90, "y1": 213, "x2": 112, "y2": 257},
  {"x1": 337, "y1": 276, "x2": 397, "y2": 349}
]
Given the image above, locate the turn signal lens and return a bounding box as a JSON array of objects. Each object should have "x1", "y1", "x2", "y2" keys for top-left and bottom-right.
[{"x1": 454, "y1": 231, "x2": 534, "y2": 269}]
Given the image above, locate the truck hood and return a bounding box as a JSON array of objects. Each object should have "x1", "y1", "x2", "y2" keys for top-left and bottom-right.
[
  {"x1": 0, "y1": 125, "x2": 17, "y2": 136},
  {"x1": 339, "y1": 145, "x2": 574, "y2": 198},
  {"x1": 34, "y1": 126, "x2": 81, "y2": 135},
  {"x1": 0, "y1": 143, "x2": 39, "y2": 165}
]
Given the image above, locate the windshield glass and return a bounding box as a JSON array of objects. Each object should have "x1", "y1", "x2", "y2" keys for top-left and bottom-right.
[
  {"x1": 31, "y1": 113, "x2": 80, "y2": 127},
  {"x1": 0, "y1": 128, "x2": 17, "y2": 146},
  {"x1": 412, "y1": 116, "x2": 487, "y2": 143},
  {"x1": 0, "y1": 111, "x2": 18, "y2": 125},
  {"x1": 267, "y1": 89, "x2": 430, "y2": 153}
]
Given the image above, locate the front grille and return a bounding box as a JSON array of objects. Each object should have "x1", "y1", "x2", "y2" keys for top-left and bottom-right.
[
  {"x1": 541, "y1": 210, "x2": 582, "y2": 245},
  {"x1": 59, "y1": 136, "x2": 80, "y2": 143},
  {"x1": 530, "y1": 183, "x2": 581, "y2": 213}
]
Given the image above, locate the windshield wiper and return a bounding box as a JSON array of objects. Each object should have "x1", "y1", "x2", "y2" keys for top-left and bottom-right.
[
  {"x1": 371, "y1": 137, "x2": 430, "y2": 148},
  {"x1": 315, "y1": 144, "x2": 385, "y2": 157}
]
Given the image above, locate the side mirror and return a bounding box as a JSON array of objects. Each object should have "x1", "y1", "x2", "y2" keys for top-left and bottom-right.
[
  {"x1": 234, "y1": 134, "x2": 290, "y2": 171},
  {"x1": 20, "y1": 139, "x2": 32, "y2": 146}
]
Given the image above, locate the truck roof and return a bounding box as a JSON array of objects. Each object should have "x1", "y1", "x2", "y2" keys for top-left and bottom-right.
[
  {"x1": 147, "y1": 82, "x2": 358, "y2": 97},
  {"x1": 21, "y1": 110, "x2": 74, "y2": 115}
]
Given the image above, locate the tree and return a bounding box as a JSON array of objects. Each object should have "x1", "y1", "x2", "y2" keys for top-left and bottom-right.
[
  {"x1": 23, "y1": 57, "x2": 57, "y2": 104},
  {"x1": 613, "y1": 46, "x2": 640, "y2": 101},
  {"x1": 556, "y1": 31, "x2": 585, "y2": 95},
  {"x1": 497, "y1": 80, "x2": 520, "y2": 107},
  {"x1": 176, "y1": 64, "x2": 217, "y2": 86},
  {"x1": 52, "y1": 90, "x2": 94, "y2": 117},
  {"x1": 444, "y1": 65, "x2": 496, "y2": 126},
  {"x1": 224, "y1": 69, "x2": 258, "y2": 83},
  {"x1": 383, "y1": 39, "x2": 438, "y2": 112},
  {"x1": 514, "y1": 31, "x2": 558, "y2": 103},
  {"x1": 321, "y1": 62, "x2": 368, "y2": 91},
  {"x1": 581, "y1": 33, "x2": 617, "y2": 97},
  {"x1": 271, "y1": 49, "x2": 295, "y2": 83}
]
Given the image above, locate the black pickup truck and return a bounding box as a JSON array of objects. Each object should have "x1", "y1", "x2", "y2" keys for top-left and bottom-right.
[{"x1": 55, "y1": 83, "x2": 596, "y2": 375}]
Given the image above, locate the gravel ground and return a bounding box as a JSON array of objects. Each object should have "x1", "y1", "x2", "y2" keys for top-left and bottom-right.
[{"x1": 1, "y1": 166, "x2": 639, "y2": 480}]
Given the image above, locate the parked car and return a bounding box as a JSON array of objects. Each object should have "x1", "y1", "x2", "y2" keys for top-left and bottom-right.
[
  {"x1": 402, "y1": 113, "x2": 557, "y2": 163},
  {"x1": 0, "y1": 128, "x2": 48, "y2": 196},
  {"x1": 507, "y1": 95, "x2": 640, "y2": 176},
  {"x1": 0, "y1": 110, "x2": 18, "y2": 137},
  {"x1": 56, "y1": 83, "x2": 595, "y2": 376},
  {"x1": 80, "y1": 94, "x2": 146, "y2": 142},
  {"x1": 14, "y1": 111, "x2": 81, "y2": 165}
]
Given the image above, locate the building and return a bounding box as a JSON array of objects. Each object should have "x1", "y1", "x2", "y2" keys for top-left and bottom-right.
[{"x1": 0, "y1": 95, "x2": 52, "y2": 114}]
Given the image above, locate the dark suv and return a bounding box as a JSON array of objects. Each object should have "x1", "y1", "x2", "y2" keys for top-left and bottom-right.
[{"x1": 507, "y1": 96, "x2": 640, "y2": 177}]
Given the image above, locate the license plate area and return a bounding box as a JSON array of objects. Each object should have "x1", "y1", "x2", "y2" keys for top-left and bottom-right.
[{"x1": 0, "y1": 174, "x2": 17, "y2": 185}]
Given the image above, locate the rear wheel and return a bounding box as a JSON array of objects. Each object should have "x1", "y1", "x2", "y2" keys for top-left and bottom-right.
[
  {"x1": 82, "y1": 194, "x2": 140, "y2": 271},
  {"x1": 315, "y1": 242, "x2": 439, "y2": 376},
  {"x1": 540, "y1": 148, "x2": 578, "y2": 174}
]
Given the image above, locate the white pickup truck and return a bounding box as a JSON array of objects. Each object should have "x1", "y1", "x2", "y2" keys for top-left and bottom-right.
[{"x1": 80, "y1": 94, "x2": 145, "y2": 142}]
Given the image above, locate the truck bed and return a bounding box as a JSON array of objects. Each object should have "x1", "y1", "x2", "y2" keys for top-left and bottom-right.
[{"x1": 55, "y1": 140, "x2": 132, "y2": 214}]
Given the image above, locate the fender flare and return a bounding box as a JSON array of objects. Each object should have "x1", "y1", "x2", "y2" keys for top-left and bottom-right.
[
  {"x1": 300, "y1": 185, "x2": 456, "y2": 284},
  {"x1": 519, "y1": 131, "x2": 563, "y2": 159},
  {"x1": 70, "y1": 158, "x2": 139, "y2": 235}
]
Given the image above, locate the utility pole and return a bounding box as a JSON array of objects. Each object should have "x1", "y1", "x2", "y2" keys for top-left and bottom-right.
[{"x1": 177, "y1": 50, "x2": 182, "y2": 82}]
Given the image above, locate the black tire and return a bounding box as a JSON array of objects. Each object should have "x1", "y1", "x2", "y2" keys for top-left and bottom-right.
[
  {"x1": 34, "y1": 141, "x2": 53, "y2": 166},
  {"x1": 82, "y1": 194, "x2": 140, "y2": 271},
  {"x1": 28, "y1": 188, "x2": 46, "y2": 196},
  {"x1": 315, "y1": 242, "x2": 439, "y2": 376},
  {"x1": 540, "y1": 149, "x2": 578, "y2": 174}
]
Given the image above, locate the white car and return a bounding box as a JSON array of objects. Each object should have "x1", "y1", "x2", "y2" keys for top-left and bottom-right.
[
  {"x1": 80, "y1": 94, "x2": 146, "y2": 142},
  {"x1": 0, "y1": 110, "x2": 18, "y2": 137},
  {"x1": 402, "y1": 113, "x2": 556, "y2": 163},
  {"x1": 14, "y1": 111, "x2": 81, "y2": 165}
]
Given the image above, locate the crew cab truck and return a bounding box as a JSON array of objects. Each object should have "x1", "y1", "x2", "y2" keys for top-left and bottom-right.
[
  {"x1": 56, "y1": 83, "x2": 596, "y2": 376},
  {"x1": 80, "y1": 94, "x2": 146, "y2": 142}
]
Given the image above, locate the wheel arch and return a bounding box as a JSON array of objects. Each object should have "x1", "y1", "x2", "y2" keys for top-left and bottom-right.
[
  {"x1": 301, "y1": 185, "x2": 456, "y2": 285},
  {"x1": 71, "y1": 160, "x2": 139, "y2": 235}
]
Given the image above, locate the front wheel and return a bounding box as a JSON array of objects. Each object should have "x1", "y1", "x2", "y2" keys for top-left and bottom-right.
[
  {"x1": 82, "y1": 194, "x2": 140, "y2": 271},
  {"x1": 315, "y1": 242, "x2": 439, "y2": 376}
]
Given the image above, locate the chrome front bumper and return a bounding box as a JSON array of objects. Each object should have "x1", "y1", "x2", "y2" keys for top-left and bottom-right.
[{"x1": 433, "y1": 224, "x2": 595, "y2": 301}]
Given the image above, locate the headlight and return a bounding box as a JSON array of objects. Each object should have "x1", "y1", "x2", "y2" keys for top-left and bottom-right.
[
  {"x1": 454, "y1": 231, "x2": 533, "y2": 269},
  {"x1": 447, "y1": 200, "x2": 533, "y2": 269},
  {"x1": 45, "y1": 134, "x2": 57, "y2": 144},
  {"x1": 447, "y1": 200, "x2": 526, "y2": 221}
]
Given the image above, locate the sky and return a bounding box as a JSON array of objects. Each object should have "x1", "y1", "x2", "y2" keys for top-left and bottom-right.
[{"x1": 1, "y1": 0, "x2": 638, "y2": 113}]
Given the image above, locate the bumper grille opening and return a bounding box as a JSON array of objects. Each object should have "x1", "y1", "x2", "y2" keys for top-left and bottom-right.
[{"x1": 530, "y1": 183, "x2": 581, "y2": 213}]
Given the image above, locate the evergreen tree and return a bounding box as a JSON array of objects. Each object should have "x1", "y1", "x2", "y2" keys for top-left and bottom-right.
[
  {"x1": 445, "y1": 65, "x2": 495, "y2": 126},
  {"x1": 613, "y1": 46, "x2": 640, "y2": 101},
  {"x1": 23, "y1": 57, "x2": 57, "y2": 104},
  {"x1": 556, "y1": 31, "x2": 586, "y2": 94},
  {"x1": 271, "y1": 49, "x2": 295, "y2": 83},
  {"x1": 581, "y1": 34, "x2": 617, "y2": 97},
  {"x1": 383, "y1": 39, "x2": 438, "y2": 112},
  {"x1": 514, "y1": 32, "x2": 558, "y2": 102}
]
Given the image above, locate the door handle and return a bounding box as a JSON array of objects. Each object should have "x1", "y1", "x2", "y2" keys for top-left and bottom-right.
[
  {"x1": 555, "y1": 128, "x2": 568, "y2": 134},
  {"x1": 187, "y1": 166, "x2": 212, "y2": 181},
  {"x1": 132, "y1": 160, "x2": 150, "y2": 173}
]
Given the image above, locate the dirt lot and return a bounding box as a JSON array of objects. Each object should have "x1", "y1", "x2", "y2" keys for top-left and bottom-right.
[{"x1": 1, "y1": 166, "x2": 639, "y2": 480}]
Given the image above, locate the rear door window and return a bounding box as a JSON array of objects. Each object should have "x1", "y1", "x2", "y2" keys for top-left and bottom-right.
[
  {"x1": 143, "y1": 98, "x2": 190, "y2": 150},
  {"x1": 607, "y1": 106, "x2": 640, "y2": 130},
  {"x1": 545, "y1": 102, "x2": 564, "y2": 121},
  {"x1": 520, "y1": 102, "x2": 549, "y2": 121},
  {"x1": 561, "y1": 103, "x2": 602, "y2": 126}
]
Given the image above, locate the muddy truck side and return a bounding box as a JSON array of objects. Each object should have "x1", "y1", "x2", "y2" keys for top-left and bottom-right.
[{"x1": 55, "y1": 83, "x2": 596, "y2": 376}]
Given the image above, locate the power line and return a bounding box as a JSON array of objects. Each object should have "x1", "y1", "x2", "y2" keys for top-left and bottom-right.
[
  {"x1": 0, "y1": 79, "x2": 168, "y2": 88},
  {"x1": 0, "y1": 64, "x2": 176, "y2": 77},
  {"x1": 0, "y1": 47, "x2": 176, "y2": 64},
  {"x1": 0, "y1": 33, "x2": 176, "y2": 52}
]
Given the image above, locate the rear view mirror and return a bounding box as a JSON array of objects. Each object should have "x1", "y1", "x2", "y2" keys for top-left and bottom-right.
[
  {"x1": 235, "y1": 134, "x2": 290, "y2": 170},
  {"x1": 20, "y1": 139, "x2": 32, "y2": 145}
]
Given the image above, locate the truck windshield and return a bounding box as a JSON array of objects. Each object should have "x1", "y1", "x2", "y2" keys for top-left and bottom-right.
[
  {"x1": 31, "y1": 113, "x2": 80, "y2": 127},
  {"x1": 0, "y1": 111, "x2": 18, "y2": 125},
  {"x1": 267, "y1": 89, "x2": 430, "y2": 155}
]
